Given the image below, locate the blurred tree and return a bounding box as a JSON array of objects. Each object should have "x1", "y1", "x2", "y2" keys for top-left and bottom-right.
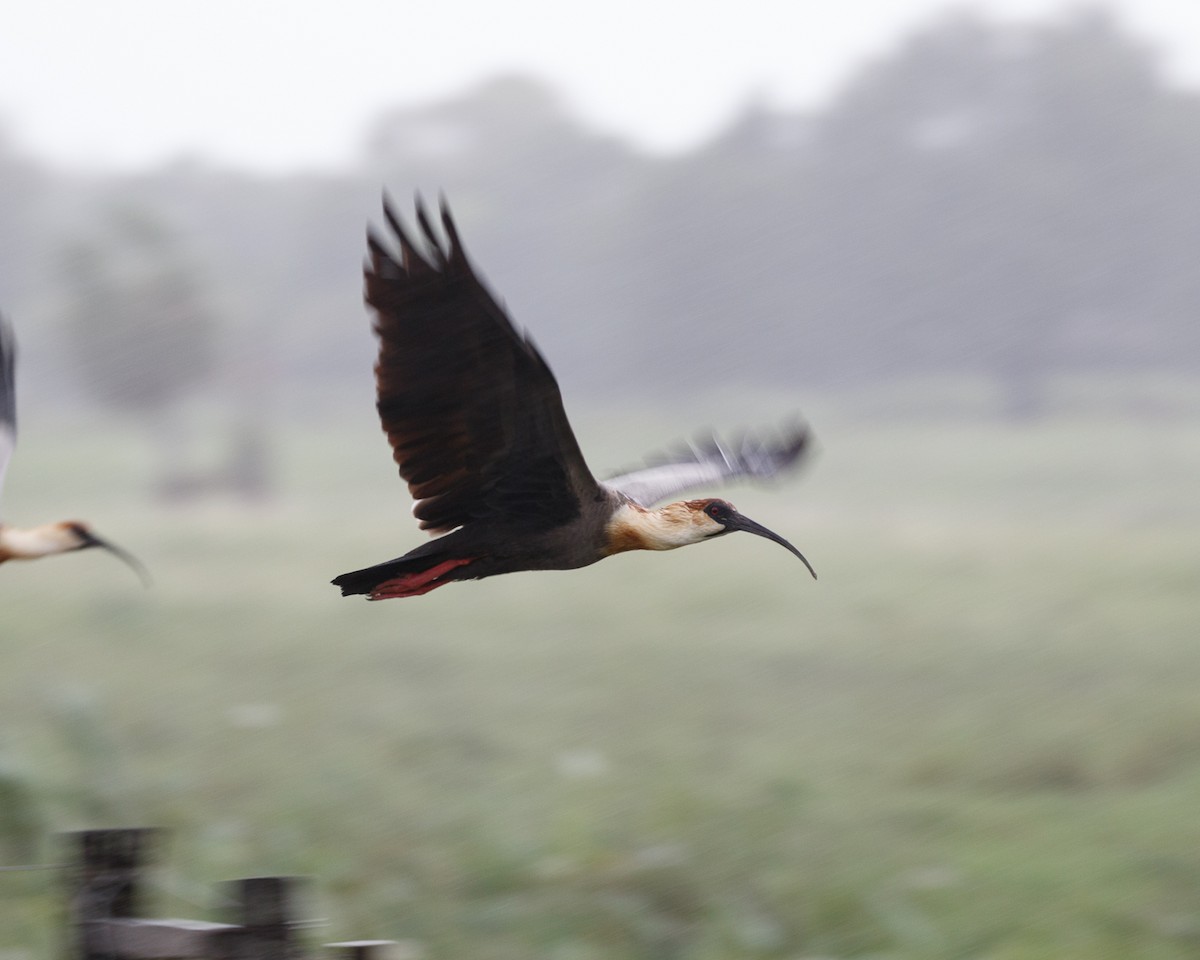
[
  {"x1": 63, "y1": 206, "x2": 217, "y2": 410},
  {"x1": 4, "y1": 6, "x2": 1196, "y2": 419},
  {"x1": 364, "y1": 75, "x2": 643, "y2": 393},
  {"x1": 622, "y1": 96, "x2": 807, "y2": 394},
  {"x1": 61, "y1": 205, "x2": 220, "y2": 488},
  {"x1": 980, "y1": 7, "x2": 1173, "y2": 416},
  {"x1": 0, "y1": 126, "x2": 49, "y2": 311},
  {"x1": 788, "y1": 6, "x2": 1199, "y2": 415}
]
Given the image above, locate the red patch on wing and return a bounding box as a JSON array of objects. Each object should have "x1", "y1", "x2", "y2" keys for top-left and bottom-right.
[{"x1": 368, "y1": 557, "x2": 475, "y2": 600}]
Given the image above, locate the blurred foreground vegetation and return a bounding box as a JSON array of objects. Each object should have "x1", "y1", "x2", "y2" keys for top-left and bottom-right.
[{"x1": 3, "y1": 385, "x2": 1198, "y2": 959}]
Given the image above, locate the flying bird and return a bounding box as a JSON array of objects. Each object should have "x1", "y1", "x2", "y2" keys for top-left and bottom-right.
[
  {"x1": 0, "y1": 316, "x2": 149, "y2": 583},
  {"x1": 332, "y1": 198, "x2": 816, "y2": 600}
]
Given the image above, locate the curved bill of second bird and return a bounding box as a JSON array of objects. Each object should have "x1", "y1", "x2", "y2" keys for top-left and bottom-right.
[
  {"x1": 79, "y1": 530, "x2": 153, "y2": 587},
  {"x1": 723, "y1": 510, "x2": 818, "y2": 580}
]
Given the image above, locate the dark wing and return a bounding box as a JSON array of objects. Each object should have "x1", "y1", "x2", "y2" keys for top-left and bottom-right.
[
  {"x1": 0, "y1": 315, "x2": 15, "y2": 510},
  {"x1": 367, "y1": 196, "x2": 601, "y2": 535},
  {"x1": 606, "y1": 420, "x2": 812, "y2": 508}
]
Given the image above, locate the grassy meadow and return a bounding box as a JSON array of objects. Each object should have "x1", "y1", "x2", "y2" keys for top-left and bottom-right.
[{"x1": 2, "y1": 384, "x2": 1199, "y2": 959}]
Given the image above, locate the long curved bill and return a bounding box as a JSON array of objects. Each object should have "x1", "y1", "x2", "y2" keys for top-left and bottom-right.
[
  {"x1": 725, "y1": 511, "x2": 817, "y2": 580},
  {"x1": 80, "y1": 531, "x2": 153, "y2": 587}
]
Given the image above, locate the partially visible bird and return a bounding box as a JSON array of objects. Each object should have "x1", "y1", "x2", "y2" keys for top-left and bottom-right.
[
  {"x1": 332, "y1": 197, "x2": 816, "y2": 601},
  {"x1": 0, "y1": 316, "x2": 150, "y2": 583}
]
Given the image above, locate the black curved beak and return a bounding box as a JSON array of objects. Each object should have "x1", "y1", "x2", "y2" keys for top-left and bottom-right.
[
  {"x1": 722, "y1": 511, "x2": 817, "y2": 580},
  {"x1": 78, "y1": 531, "x2": 153, "y2": 587}
]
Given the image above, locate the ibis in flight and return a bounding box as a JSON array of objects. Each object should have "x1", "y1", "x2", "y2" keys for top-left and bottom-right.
[
  {"x1": 0, "y1": 316, "x2": 149, "y2": 583},
  {"x1": 332, "y1": 198, "x2": 816, "y2": 600}
]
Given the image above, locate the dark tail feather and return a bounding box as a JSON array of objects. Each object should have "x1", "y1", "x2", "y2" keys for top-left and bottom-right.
[
  {"x1": 332, "y1": 553, "x2": 475, "y2": 599},
  {"x1": 332, "y1": 555, "x2": 427, "y2": 597}
]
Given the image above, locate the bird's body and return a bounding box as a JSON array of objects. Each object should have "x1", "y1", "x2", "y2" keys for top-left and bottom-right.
[
  {"x1": 0, "y1": 316, "x2": 149, "y2": 581},
  {"x1": 332, "y1": 198, "x2": 816, "y2": 600}
]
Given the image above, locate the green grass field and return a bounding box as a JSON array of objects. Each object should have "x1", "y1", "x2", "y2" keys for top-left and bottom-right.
[{"x1": 3, "y1": 391, "x2": 1199, "y2": 959}]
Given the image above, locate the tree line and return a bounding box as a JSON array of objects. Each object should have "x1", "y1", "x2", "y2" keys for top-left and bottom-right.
[{"x1": 0, "y1": 6, "x2": 1196, "y2": 426}]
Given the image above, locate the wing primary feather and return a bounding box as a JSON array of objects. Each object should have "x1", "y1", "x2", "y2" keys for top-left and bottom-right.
[
  {"x1": 366, "y1": 228, "x2": 393, "y2": 262},
  {"x1": 439, "y1": 198, "x2": 464, "y2": 260},
  {"x1": 414, "y1": 199, "x2": 448, "y2": 267},
  {"x1": 382, "y1": 196, "x2": 432, "y2": 274}
]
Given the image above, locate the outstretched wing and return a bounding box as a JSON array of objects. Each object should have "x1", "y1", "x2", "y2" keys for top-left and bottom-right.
[
  {"x1": 367, "y1": 196, "x2": 601, "y2": 535},
  {"x1": 606, "y1": 420, "x2": 812, "y2": 508},
  {"x1": 0, "y1": 315, "x2": 15, "y2": 511}
]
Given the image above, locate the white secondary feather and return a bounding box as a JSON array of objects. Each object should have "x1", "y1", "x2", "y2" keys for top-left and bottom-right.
[{"x1": 605, "y1": 421, "x2": 811, "y2": 508}]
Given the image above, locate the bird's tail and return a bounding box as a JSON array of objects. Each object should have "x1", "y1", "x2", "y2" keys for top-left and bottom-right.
[{"x1": 332, "y1": 554, "x2": 476, "y2": 600}]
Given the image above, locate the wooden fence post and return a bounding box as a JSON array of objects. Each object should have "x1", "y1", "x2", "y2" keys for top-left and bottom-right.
[
  {"x1": 62, "y1": 828, "x2": 160, "y2": 959},
  {"x1": 217, "y1": 876, "x2": 305, "y2": 960},
  {"x1": 59, "y1": 829, "x2": 390, "y2": 960}
]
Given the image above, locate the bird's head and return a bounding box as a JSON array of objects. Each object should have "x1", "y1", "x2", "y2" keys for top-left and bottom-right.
[
  {"x1": 685, "y1": 498, "x2": 817, "y2": 579},
  {"x1": 60, "y1": 521, "x2": 152, "y2": 586},
  {"x1": 606, "y1": 500, "x2": 816, "y2": 579}
]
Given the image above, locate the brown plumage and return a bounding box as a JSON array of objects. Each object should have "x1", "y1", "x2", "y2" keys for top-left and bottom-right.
[{"x1": 332, "y1": 197, "x2": 816, "y2": 600}]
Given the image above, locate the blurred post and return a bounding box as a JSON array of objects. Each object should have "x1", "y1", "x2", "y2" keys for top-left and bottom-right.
[
  {"x1": 219, "y1": 876, "x2": 306, "y2": 960},
  {"x1": 63, "y1": 827, "x2": 160, "y2": 959}
]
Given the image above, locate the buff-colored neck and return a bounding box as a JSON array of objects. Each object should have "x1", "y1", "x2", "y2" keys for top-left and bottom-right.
[
  {"x1": 604, "y1": 501, "x2": 722, "y2": 554},
  {"x1": 0, "y1": 522, "x2": 80, "y2": 562}
]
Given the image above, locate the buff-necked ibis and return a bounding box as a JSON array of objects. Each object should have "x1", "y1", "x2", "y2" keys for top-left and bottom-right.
[
  {"x1": 332, "y1": 198, "x2": 816, "y2": 600},
  {"x1": 0, "y1": 316, "x2": 149, "y2": 583}
]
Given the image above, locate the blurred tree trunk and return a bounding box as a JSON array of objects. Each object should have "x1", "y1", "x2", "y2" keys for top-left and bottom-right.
[{"x1": 61, "y1": 206, "x2": 221, "y2": 497}]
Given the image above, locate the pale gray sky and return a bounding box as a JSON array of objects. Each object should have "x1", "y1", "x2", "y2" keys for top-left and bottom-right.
[{"x1": 3, "y1": 0, "x2": 1199, "y2": 171}]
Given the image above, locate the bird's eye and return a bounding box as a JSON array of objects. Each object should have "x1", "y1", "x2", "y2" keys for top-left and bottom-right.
[{"x1": 706, "y1": 502, "x2": 725, "y2": 519}]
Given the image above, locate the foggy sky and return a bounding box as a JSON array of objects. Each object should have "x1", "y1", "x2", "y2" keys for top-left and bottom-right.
[{"x1": 4, "y1": 0, "x2": 1200, "y2": 171}]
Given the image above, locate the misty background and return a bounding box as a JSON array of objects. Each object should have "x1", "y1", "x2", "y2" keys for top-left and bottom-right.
[
  {"x1": 4, "y1": 5, "x2": 1200, "y2": 959},
  {"x1": 2, "y1": 8, "x2": 1198, "y2": 444}
]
